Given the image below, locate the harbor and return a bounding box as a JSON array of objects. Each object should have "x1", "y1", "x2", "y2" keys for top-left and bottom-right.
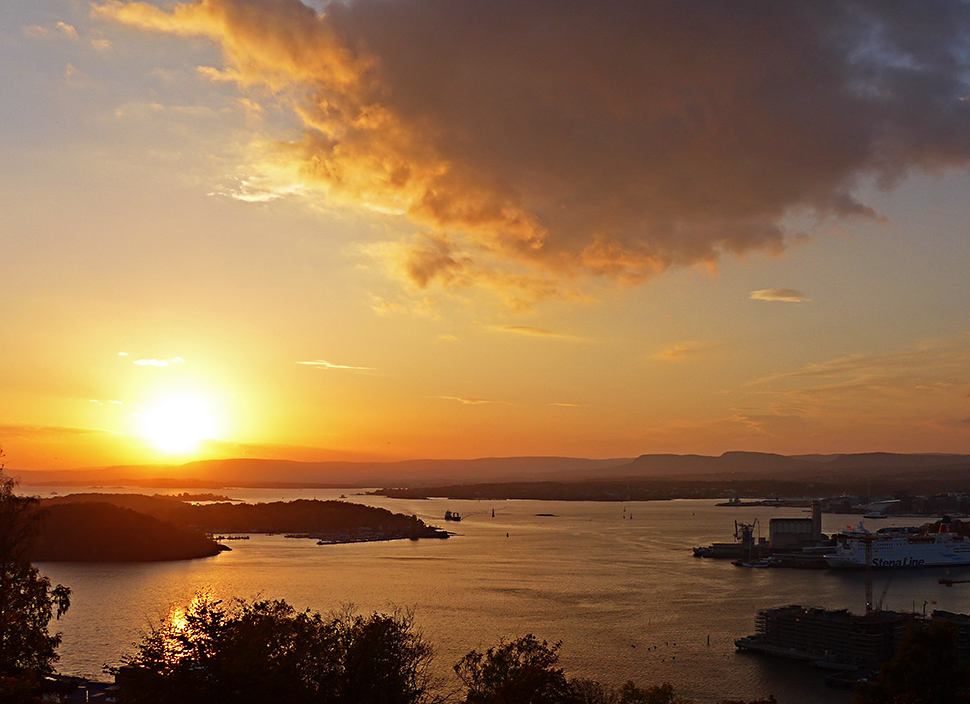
[
  {"x1": 692, "y1": 500, "x2": 830, "y2": 567},
  {"x1": 735, "y1": 604, "x2": 970, "y2": 689},
  {"x1": 694, "y1": 495, "x2": 970, "y2": 570},
  {"x1": 31, "y1": 492, "x2": 970, "y2": 703},
  {"x1": 698, "y1": 497, "x2": 970, "y2": 690}
]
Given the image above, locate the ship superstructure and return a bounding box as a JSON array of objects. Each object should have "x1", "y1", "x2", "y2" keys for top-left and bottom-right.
[{"x1": 825, "y1": 517, "x2": 970, "y2": 568}]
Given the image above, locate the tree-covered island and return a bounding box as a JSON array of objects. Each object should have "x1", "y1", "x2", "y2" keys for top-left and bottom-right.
[{"x1": 30, "y1": 494, "x2": 447, "y2": 562}]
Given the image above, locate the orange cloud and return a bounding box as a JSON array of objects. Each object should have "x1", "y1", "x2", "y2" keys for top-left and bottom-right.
[
  {"x1": 434, "y1": 396, "x2": 494, "y2": 405},
  {"x1": 296, "y1": 360, "x2": 374, "y2": 371},
  {"x1": 93, "y1": 0, "x2": 364, "y2": 88},
  {"x1": 500, "y1": 326, "x2": 565, "y2": 338},
  {"x1": 750, "y1": 288, "x2": 808, "y2": 303},
  {"x1": 653, "y1": 342, "x2": 720, "y2": 361},
  {"x1": 750, "y1": 338, "x2": 970, "y2": 430},
  {"x1": 94, "y1": 0, "x2": 970, "y2": 298},
  {"x1": 494, "y1": 325, "x2": 587, "y2": 341}
]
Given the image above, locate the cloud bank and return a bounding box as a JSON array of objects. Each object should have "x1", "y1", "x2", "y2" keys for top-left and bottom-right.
[{"x1": 94, "y1": 0, "x2": 970, "y2": 296}]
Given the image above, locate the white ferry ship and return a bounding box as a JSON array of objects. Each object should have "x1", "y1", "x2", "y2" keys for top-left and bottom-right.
[{"x1": 825, "y1": 517, "x2": 970, "y2": 568}]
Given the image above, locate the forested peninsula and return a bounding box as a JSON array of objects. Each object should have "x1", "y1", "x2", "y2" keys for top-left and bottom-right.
[
  {"x1": 31, "y1": 494, "x2": 446, "y2": 562},
  {"x1": 31, "y1": 502, "x2": 225, "y2": 561}
]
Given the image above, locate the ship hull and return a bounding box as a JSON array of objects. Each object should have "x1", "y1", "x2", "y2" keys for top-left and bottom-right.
[
  {"x1": 824, "y1": 553, "x2": 970, "y2": 569},
  {"x1": 825, "y1": 529, "x2": 970, "y2": 568}
]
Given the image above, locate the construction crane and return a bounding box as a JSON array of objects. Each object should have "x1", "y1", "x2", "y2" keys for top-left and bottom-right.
[
  {"x1": 875, "y1": 572, "x2": 895, "y2": 611},
  {"x1": 865, "y1": 534, "x2": 873, "y2": 613}
]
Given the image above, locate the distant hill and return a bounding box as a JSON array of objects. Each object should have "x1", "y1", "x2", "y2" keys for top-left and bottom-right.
[
  {"x1": 12, "y1": 452, "x2": 970, "y2": 489},
  {"x1": 572, "y1": 451, "x2": 814, "y2": 480},
  {"x1": 13, "y1": 456, "x2": 631, "y2": 488},
  {"x1": 587, "y1": 451, "x2": 970, "y2": 482},
  {"x1": 31, "y1": 502, "x2": 224, "y2": 562}
]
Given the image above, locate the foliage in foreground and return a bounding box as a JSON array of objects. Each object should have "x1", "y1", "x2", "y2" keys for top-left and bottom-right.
[
  {"x1": 114, "y1": 595, "x2": 774, "y2": 704},
  {"x1": 853, "y1": 620, "x2": 970, "y2": 704},
  {"x1": 0, "y1": 462, "x2": 71, "y2": 703},
  {"x1": 114, "y1": 596, "x2": 438, "y2": 704},
  {"x1": 115, "y1": 594, "x2": 777, "y2": 704},
  {"x1": 455, "y1": 634, "x2": 772, "y2": 704}
]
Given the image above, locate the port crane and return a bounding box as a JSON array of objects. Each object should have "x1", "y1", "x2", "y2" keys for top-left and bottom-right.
[{"x1": 733, "y1": 519, "x2": 762, "y2": 562}]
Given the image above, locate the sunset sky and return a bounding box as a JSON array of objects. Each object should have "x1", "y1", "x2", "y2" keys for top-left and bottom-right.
[{"x1": 4, "y1": 0, "x2": 970, "y2": 472}]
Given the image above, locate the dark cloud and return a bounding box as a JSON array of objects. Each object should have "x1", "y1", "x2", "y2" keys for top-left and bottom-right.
[{"x1": 97, "y1": 0, "x2": 970, "y2": 292}]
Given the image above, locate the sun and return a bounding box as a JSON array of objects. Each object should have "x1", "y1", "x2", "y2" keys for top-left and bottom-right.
[{"x1": 141, "y1": 395, "x2": 218, "y2": 455}]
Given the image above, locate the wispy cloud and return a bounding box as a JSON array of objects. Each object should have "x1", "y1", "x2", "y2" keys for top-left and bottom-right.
[
  {"x1": 750, "y1": 288, "x2": 808, "y2": 303},
  {"x1": 433, "y1": 396, "x2": 493, "y2": 405},
  {"x1": 56, "y1": 22, "x2": 78, "y2": 39},
  {"x1": 653, "y1": 342, "x2": 719, "y2": 361},
  {"x1": 0, "y1": 424, "x2": 109, "y2": 440},
  {"x1": 754, "y1": 341, "x2": 970, "y2": 385},
  {"x1": 369, "y1": 292, "x2": 439, "y2": 317},
  {"x1": 133, "y1": 357, "x2": 185, "y2": 367},
  {"x1": 297, "y1": 360, "x2": 374, "y2": 371},
  {"x1": 749, "y1": 337, "x2": 970, "y2": 429},
  {"x1": 22, "y1": 22, "x2": 79, "y2": 39},
  {"x1": 497, "y1": 325, "x2": 576, "y2": 339}
]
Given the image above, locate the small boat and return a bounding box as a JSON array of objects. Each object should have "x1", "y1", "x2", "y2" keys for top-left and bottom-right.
[
  {"x1": 444, "y1": 510, "x2": 462, "y2": 522},
  {"x1": 732, "y1": 559, "x2": 774, "y2": 568}
]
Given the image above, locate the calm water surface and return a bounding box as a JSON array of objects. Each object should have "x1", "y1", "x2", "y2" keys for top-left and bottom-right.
[{"x1": 31, "y1": 490, "x2": 970, "y2": 703}]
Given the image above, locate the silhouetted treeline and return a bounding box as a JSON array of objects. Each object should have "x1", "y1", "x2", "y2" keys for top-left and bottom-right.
[
  {"x1": 373, "y1": 480, "x2": 827, "y2": 502},
  {"x1": 31, "y1": 502, "x2": 224, "y2": 562},
  {"x1": 41, "y1": 494, "x2": 446, "y2": 545},
  {"x1": 111, "y1": 595, "x2": 778, "y2": 704},
  {"x1": 188, "y1": 499, "x2": 441, "y2": 536},
  {"x1": 374, "y1": 474, "x2": 970, "y2": 503},
  {"x1": 160, "y1": 492, "x2": 237, "y2": 502}
]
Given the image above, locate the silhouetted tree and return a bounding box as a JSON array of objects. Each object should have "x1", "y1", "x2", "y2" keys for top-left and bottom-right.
[
  {"x1": 569, "y1": 679, "x2": 690, "y2": 704},
  {"x1": 453, "y1": 636, "x2": 706, "y2": 704},
  {"x1": 454, "y1": 634, "x2": 575, "y2": 704},
  {"x1": 0, "y1": 457, "x2": 71, "y2": 702},
  {"x1": 853, "y1": 621, "x2": 970, "y2": 704},
  {"x1": 114, "y1": 594, "x2": 439, "y2": 704}
]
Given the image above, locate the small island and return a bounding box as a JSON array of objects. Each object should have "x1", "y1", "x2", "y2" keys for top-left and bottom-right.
[
  {"x1": 34, "y1": 494, "x2": 448, "y2": 561},
  {"x1": 159, "y1": 492, "x2": 238, "y2": 502}
]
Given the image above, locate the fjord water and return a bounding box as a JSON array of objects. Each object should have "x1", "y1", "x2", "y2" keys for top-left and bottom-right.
[{"x1": 35, "y1": 494, "x2": 970, "y2": 703}]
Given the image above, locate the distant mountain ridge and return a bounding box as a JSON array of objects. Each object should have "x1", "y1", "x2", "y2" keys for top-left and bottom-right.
[{"x1": 10, "y1": 451, "x2": 970, "y2": 489}]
